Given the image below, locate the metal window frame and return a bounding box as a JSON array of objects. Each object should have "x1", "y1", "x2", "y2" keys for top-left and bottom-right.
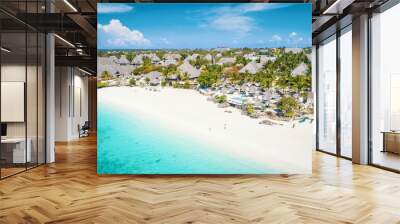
[
  {"x1": 367, "y1": 0, "x2": 400, "y2": 173},
  {"x1": 315, "y1": 0, "x2": 400, "y2": 173},
  {"x1": 315, "y1": 22, "x2": 353, "y2": 161},
  {"x1": 0, "y1": 0, "x2": 48, "y2": 180}
]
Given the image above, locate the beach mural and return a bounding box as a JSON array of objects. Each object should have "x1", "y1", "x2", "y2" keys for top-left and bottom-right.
[{"x1": 97, "y1": 3, "x2": 313, "y2": 174}]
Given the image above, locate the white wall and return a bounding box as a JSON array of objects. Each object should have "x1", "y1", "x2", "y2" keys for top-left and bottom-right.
[
  {"x1": 1, "y1": 63, "x2": 46, "y2": 164},
  {"x1": 55, "y1": 67, "x2": 89, "y2": 141}
]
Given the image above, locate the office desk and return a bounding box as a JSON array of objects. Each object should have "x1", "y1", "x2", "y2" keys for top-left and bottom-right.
[
  {"x1": 382, "y1": 131, "x2": 400, "y2": 154},
  {"x1": 1, "y1": 138, "x2": 31, "y2": 163}
]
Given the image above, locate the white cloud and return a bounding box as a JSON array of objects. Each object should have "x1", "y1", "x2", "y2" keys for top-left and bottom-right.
[
  {"x1": 239, "y1": 4, "x2": 273, "y2": 13},
  {"x1": 286, "y1": 32, "x2": 305, "y2": 45},
  {"x1": 160, "y1": 38, "x2": 171, "y2": 45},
  {"x1": 200, "y1": 3, "x2": 288, "y2": 35},
  {"x1": 213, "y1": 4, "x2": 288, "y2": 14},
  {"x1": 98, "y1": 19, "x2": 150, "y2": 47},
  {"x1": 98, "y1": 4, "x2": 133, "y2": 14},
  {"x1": 271, "y1": 35, "x2": 282, "y2": 42},
  {"x1": 208, "y1": 14, "x2": 253, "y2": 34}
]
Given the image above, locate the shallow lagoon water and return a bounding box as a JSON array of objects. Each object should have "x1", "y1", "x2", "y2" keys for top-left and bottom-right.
[{"x1": 97, "y1": 102, "x2": 276, "y2": 174}]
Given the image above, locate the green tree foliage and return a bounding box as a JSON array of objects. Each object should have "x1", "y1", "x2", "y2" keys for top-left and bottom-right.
[
  {"x1": 97, "y1": 81, "x2": 108, "y2": 88},
  {"x1": 222, "y1": 50, "x2": 233, "y2": 57},
  {"x1": 278, "y1": 96, "x2": 299, "y2": 118},
  {"x1": 291, "y1": 75, "x2": 311, "y2": 92},
  {"x1": 97, "y1": 50, "x2": 108, "y2": 57},
  {"x1": 197, "y1": 65, "x2": 222, "y2": 88},
  {"x1": 180, "y1": 53, "x2": 188, "y2": 60},
  {"x1": 101, "y1": 71, "x2": 113, "y2": 80},
  {"x1": 143, "y1": 57, "x2": 152, "y2": 66},
  {"x1": 129, "y1": 78, "x2": 136, "y2": 86},
  {"x1": 245, "y1": 103, "x2": 255, "y2": 116},
  {"x1": 190, "y1": 57, "x2": 210, "y2": 69},
  {"x1": 133, "y1": 58, "x2": 158, "y2": 75},
  {"x1": 126, "y1": 52, "x2": 136, "y2": 62},
  {"x1": 242, "y1": 48, "x2": 253, "y2": 54},
  {"x1": 235, "y1": 56, "x2": 250, "y2": 66},
  {"x1": 132, "y1": 66, "x2": 144, "y2": 76},
  {"x1": 183, "y1": 80, "x2": 191, "y2": 89},
  {"x1": 253, "y1": 71, "x2": 275, "y2": 89},
  {"x1": 178, "y1": 73, "x2": 189, "y2": 81},
  {"x1": 156, "y1": 52, "x2": 165, "y2": 61},
  {"x1": 161, "y1": 64, "x2": 178, "y2": 80},
  {"x1": 215, "y1": 95, "x2": 227, "y2": 104}
]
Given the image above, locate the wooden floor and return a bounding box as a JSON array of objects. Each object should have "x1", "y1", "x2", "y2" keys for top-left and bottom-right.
[
  {"x1": 372, "y1": 151, "x2": 400, "y2": 171},
  {"x1": 1, "y1": 135, "x2": 400, "y2": 224}
]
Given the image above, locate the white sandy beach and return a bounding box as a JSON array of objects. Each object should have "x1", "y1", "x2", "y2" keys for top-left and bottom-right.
[{"x1": 98, "y1": 86, "x2": 313, "y2": 173}]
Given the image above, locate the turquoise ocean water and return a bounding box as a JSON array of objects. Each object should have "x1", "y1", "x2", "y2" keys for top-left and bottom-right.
[{"x1": 97, "y1": 102, "x2": 275, "y2": 174}]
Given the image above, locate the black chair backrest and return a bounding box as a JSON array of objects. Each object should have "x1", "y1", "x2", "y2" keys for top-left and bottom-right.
[{"x1": 82, "y1": 121, "x2": 90, "y2": 129}]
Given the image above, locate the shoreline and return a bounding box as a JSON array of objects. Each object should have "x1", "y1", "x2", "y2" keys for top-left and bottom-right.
[{"x1": 98, "y1": 86, "x2": 313, "y2": 173}]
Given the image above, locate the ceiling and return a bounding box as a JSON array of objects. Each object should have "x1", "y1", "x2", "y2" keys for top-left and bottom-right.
[{"x1": 0, "y1": 0, "x2": 393, "y2": 74}]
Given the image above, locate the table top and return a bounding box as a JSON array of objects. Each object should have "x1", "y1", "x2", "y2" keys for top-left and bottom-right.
[
  {"x1": 1, "y1": 138, "x2": 27, "y2": 143},
  {"x1": 381, "y1": 131, "x2": 400, "y2": 134}
]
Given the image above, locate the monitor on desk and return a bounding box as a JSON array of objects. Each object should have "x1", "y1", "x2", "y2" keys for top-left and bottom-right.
[{"x1": 1, "y1": 123, "x2": 7, "y2": 138}]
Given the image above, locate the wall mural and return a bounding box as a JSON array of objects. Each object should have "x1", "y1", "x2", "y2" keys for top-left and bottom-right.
[{"x1": 97, "y1": 3, "x2": 313, "y2": 174}]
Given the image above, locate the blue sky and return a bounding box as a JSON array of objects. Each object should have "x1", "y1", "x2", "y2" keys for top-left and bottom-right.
[{"x1": 97, "y1": 3, "x2": 311, "y2": 50}]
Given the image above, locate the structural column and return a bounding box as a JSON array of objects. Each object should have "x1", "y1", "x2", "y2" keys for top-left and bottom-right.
[
  {"x1": 352, "y1": 14, "x2": 369, "y2": 164},
  {"x1": 45, "y1": 0, "x2": 55, "y2": 163},
  {"x1": 46, "y1": 33, "x2": 55, "y2": 163}
]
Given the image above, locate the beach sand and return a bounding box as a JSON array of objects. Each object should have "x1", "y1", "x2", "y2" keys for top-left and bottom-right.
[{"x1": 98, "y1": 86, "x2": 313, "y2": 174}]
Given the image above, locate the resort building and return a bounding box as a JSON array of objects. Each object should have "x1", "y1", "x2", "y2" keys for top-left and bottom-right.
[
  {"x1": 143, "y1": 71, "x2": 162, "y2": 86},
  {"x1": 239, "y1": 61, "x2": 263, "y2": 74},
  {"x1": 178, "y1": 61, "x2": 201, "y2": 79},
  {"x1": 1, "y1": 1, "x2": 400, "y2": 223},
  {"x1": 131, "y1": 55, "x2": 143, "y2": 65},
  {"x1": 161, "y1": 58, "x2": 178, "y2": 66},
  {"x1": 149, "y1": 54, "x2": 161, "y2": 64},
  {"x1": 291, "y1": 62, "x2": 308, "y2": 76},
  {"x1": 244, "y1": 53, "x2": 258, "y2": 61},
  {"x1": 284, "y1": 48, "x2": 303, "y2": 54},
  {"x1": 217, "y1": 57, "x2": 236, "y2": 65},
  {"x1": 204, "y1": 54, "x2": 213, "y2": 62},
  {"x1": 164, "y1": 53, "x2": 182, "y2": 60},
  {"x1": 259, "y1": 55, "x2": 276, "y2": 64},
  {"x1": 116, "y1": 55, "x2": 130, "y2": 65}
]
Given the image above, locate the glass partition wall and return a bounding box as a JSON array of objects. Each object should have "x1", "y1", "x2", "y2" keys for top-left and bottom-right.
[
  {"x1": 317, "y1": 35, "x2": 337, "y2": 154},
  {"x1": 370, "y1": 3, "x2": 400, "y2": 171},
  {"x1": 339, "y1": 26, "x2": 352, "y2": 159},
  {"x1": 0, "y1": 2, "x2": 46, "y2": 179},
  {"x1": 316, "y1": 26, "x2": 353, "y2": 159}
]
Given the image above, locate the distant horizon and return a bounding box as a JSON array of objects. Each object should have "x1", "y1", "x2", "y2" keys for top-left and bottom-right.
[
  {"x1": 98, "y1": 3, "x2": 311, "y2": 50},
  {"x1": 98, "y1": 46, "x2": 311, "y2": 51}
]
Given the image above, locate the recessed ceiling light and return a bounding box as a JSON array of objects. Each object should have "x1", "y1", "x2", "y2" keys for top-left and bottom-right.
[
  {"x1": 1, "y1": 47, "x2": 11, "y2": 53},
  {"x1": 54, "y1": 34, "x2": 75, "y2": 48},
  {"x1": 78, "y1": 67, "x2": 92, "y2": 76},
  {"x1": 63, "y1": 0, "x2": 78, "y2": 12}
]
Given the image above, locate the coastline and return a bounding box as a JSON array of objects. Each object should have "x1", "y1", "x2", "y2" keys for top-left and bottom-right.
[{"x1": 98, "y1": 86, "x2": 313, "y2": 173}]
